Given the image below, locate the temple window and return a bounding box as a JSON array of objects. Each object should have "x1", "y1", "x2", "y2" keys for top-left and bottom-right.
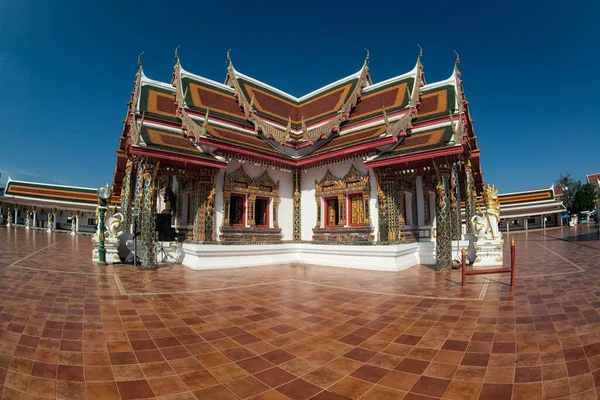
[
  {"x1": 325, "y1": 197, "x2": 340, "y2": 226},
  {"x1": 229, "y1": 194, "x2": 246, "y2": 226},
  {"x1": 255, "y1": 197, "x2": 269, "y2": 227},
  {"x1": 348, "y1": 193, "x2": 366, "y2": 226}
]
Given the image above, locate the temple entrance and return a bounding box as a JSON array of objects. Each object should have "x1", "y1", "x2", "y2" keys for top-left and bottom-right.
[
  {"x1": 229, "y1": 195, "x2": 245, "y2": 226},
  {"x1": 326, "y1": 198, "x2": 339, "y2": 226},
  {"x1": 255, "y1": 197, "x2": 268, "y2": 227}
]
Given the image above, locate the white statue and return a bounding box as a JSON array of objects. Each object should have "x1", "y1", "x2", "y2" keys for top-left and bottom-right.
[
  {"x1": 106, "y1": 212, "x2": 124, "y2": 238},
  {"x1": 471, "y1": 184, "x2": 500, "y2": 240}
]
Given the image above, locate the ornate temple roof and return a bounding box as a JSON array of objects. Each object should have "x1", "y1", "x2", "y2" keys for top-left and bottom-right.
[
  {"x1": 112, "y1": 49, "x2": 484, "y2": 196},
  {"x1": 1, "y1": 179, "x2": 99, "y2": 207}
]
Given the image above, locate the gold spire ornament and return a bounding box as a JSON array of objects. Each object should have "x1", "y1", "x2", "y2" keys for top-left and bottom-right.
[
  {"x1": 174, "y1": 45, "x2": 181, "y2": 62},
  {"x1": 417, "y1": 44, "x2": 423, "y2": 61},
  {"x1": 364, "y1": 48, "x2": 370, "y2": 68}
]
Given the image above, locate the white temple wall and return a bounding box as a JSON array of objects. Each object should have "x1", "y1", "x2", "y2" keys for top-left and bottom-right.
[
  {"x1": 215, "y1": 161, "x2": 294, "y2": 240},
  {"x1": 300, "y1": 160, "x2": 378, "y2": 241}
]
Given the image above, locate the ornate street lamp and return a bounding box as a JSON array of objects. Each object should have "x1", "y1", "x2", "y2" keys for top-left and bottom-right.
[{"x1": 96, "y1": 184, "x2": 112, "y2": 266}]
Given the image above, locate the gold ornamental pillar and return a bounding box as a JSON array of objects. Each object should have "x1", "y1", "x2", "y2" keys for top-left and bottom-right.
[{"x1": 337, "y1": 194, "x2": 346, "y2": 226}]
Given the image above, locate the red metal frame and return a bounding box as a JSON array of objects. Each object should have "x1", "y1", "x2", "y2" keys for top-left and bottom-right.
[
  {"x1": 255, "y1": 196, "x2": 270, "y2": 228},
  {"x1": 229, "y1": 194, "x2": 246, "y2": 227},
  {"x1": 462, "y1": 240, "x2": 516, "y2": 287},
  {"x1": 324, "y1": 197, "x2": 340, "y2": 227}
]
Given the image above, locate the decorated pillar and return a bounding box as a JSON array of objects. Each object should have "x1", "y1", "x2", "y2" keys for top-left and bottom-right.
[
  {"x1": 363, "y1": 190, "x2": 371, "y2": 224},
  {"x1": 205, "y1": 178, "x2": 217, "y2": 241},
  {"x1": 450, "y1": 164, "x2": 462, "y2": 239},
  {"x1": 222, "y1": 191, "x2": 231, "y2": 226},
  {"x1": 131, "y1": 162, "x2": 145, "y2": 234},
  {"x1": 293, "y1": 170, "x2": 301, "y2": 240},
  {"x1": 377, "y1": 174, "x2": 402, "y2": 242},
  {"x1": 464, "y1": 160, "x2": 477, "y2": 234},
  {"x1": 33, "y1": 209, "x2": 37, "y2": 228},
  {"x1": 190, "y1": 183, "x2": 201, "y2": 241},
  {"x1": 247, "y1": 194, "x2": 256, "y2": 227},
  {"x1": 435, "y1": 167, "x2": 452, "y2": 270},
  {"x1": 337, "y1": 194, "x2": 346, "y2": 226},
  {"x1": 174, "y1": 177, "x2": 184, "y2": 231},
  {"x1": 121, "y1": 158, "x2": 134, "y2": 233},
  {"x1": 7, "y1": 206, "x2": 12, "y2": 227},
  {"x1": 315, "y1": 192, "x2": 321, "y2": 228},
  {"x1": 272, "y1": 197, "x2": 279, "y2": 229},
  {"x1": 14, "y1": 208, "x2": 18, "y2": 226},
  {"x1": 140, "y1": 162, "x2": 159, "y2": 269}
]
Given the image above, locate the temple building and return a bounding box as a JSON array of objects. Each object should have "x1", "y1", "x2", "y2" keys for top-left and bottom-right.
[
  {"x1": 0, "y1": 179, "x2": 99, "y2": 234},
  {"x1": 496, "y1": 186, "x2": 566, "y2": 231},
  {"x1": 110, "y1": 48, "x2": 485, "y2": 270}
]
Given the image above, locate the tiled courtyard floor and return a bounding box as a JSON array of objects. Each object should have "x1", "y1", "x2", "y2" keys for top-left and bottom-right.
[{"x1": 0, "y1": 225, "x2": 599, "y2": 399}]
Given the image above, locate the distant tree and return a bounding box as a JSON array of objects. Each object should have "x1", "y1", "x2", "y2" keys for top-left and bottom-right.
[
  {"x1": 572, "y1": 183, "x2": 597, "y2": 214},
  {"x1": 556, "y1": 172, "x2": 581, "y2": 213}
]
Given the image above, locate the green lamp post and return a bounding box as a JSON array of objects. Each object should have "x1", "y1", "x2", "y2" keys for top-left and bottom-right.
[{"x1": 97, "y1": 184, "x2": 112, "y2": 266}]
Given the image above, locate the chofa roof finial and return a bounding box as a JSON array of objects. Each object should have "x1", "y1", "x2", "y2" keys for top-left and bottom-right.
[
  {"x1": 417, "y1": 44, "x2": 423, "y2": 61},
  {"x1": 364, "y1": 48, "x2": 370, "y2": 66},
  {"x1": 137, "y1": 51, "x2": 144, "y2": 68},
  {"x1": 453, "y1": 50, "x2": 460, "y2": 71},
  {"x1": 174, "y1": 45, "x2": 181, "y2": 63}
]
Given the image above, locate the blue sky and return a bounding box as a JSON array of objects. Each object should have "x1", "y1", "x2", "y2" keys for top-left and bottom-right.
[{"x1": 0, "y1": 0, "x2": 598, "y2": 192}]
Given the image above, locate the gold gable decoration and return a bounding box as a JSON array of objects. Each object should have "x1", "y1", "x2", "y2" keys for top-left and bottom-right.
[
  {"x1": 315, "y1": 165, "x2": 370, "y2": 197},
  {"x1": 222, "y1": 166, "x2": 280, "y2": 227}
]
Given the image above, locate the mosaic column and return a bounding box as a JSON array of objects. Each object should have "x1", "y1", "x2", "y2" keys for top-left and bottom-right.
[
  {"x1": 140, "y1": 162, "x2": 157, "y2": 269},
  {"x1": 7, "y1": 206, "x2": 12, "y2": 227},
  {"x1": 435, "y1": 168, "x2": 452, "y2": 270},
  {"x1": 363, "y1": 190, "x2": 371, "y2": 224},
  {"x1": 464, "y1": 160, "x2": 477, "y2": 234},
  {"x1": 450, "y1": 164, "x2": 462, "y2": 240},
  {"x1": 315, "y1": 195, "x2": 321, "y2": 228},
  {"x1": 132, "y1": 162, "x2": 145, "y2": 235},
  {"x1": 293, "y1": 170, "x2": 301, "y2": 240},
  {"x1": 191, "y1": 184, "x2": 201, "y2": 241},
  {"x1": 121, "y1": 159, "x2": 134, "y2": 234},
  {"x1": 272, "y1": 197, "x2": 279, "y2": 229},
  {"x1": 376, "y1": 173, "x2": 402, "y2": 242}
]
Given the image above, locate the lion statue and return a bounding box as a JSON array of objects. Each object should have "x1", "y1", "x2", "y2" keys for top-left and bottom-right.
[
  {"x1": 470, "y1": 184, "x2": 500, "y2": 240},
  {"x1": 106, "y1": 208, "x2": 124, "y2": 238}
]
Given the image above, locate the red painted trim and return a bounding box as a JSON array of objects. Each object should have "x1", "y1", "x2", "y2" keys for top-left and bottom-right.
[
  {"x1": 364, "y1": 145, "x2": 464, "y2": 169},
  {"x1": 130, "y1": 146, "x2": 228, "y2": 168},
  {"x1": 255, "y1": 196, "x2": 270, "y2": 228}
]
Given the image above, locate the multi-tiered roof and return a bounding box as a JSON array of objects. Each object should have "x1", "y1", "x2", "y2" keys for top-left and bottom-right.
[{"x1": 113, "y1": 49, "x2": 483, "y2": 198}]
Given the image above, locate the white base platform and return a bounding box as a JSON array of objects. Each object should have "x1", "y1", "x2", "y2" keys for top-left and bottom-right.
[
  {"x1": 175, "y1": 239, "x2": 471, "y2": 272},
  {"x1": 472, "y1": 239, "x2": 504, "y2": 267},
  {"x1": 92, "y1": 237, "x2": 121, "y2": 264}
]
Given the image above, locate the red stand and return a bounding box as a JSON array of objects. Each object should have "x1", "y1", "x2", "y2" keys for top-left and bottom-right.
[{"x1": 462, "y1": 240, "x2": 516, "y2": 287}]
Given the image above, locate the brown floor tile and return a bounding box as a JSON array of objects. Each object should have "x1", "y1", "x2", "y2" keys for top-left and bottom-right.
[
  {"x1": 56, "y1": 380, "x2": 86, "y2": 400},
  {"x1": 255, "y1": 366, "x2": 296, "y2": 387},
  {"x1": 226, "y1": 375, "x2": 270, "y2": 398},
  {"x1": 113, "y1": 364, "x2": 146, "y2": 380},
  {"x1": 478, "y1": 383, "x2": 513, "y2": 400},
  {"x1": 147, "y1": 375, "x2": 189, "y2": 396},
  {"x1": 349, "y1": 364, "x2": 390, "y2": 383},
  {"x1": 328, "y1": 376, "x2": 373, "y2": 399},
  {"x1": 396, "y1": 358, "x2": 430, "y2": 374},
  {"x1": 86, "y1": 381, "x2": 121, "y2": 400},
  {"x1": 28, "y1": 376, "x2": 56, "y2": 398},
  {"x1": 116, "y1": 379, "x2": 156, "y2": 399},
  {"x1": 342, "y1": 347, "x2": 376, "y2": 362},
  {"x1": 513, "y1": 382, "x2": 542, "y2": 400},
  {"x1": 276, "y1": 378, "x2": 323, "y2": 399},
  {"x1": 361, "y1": 384, "x2": 406, "y2": 399},
  {"x1": 410, "y1": 375, "x2": 450, "y2": 397},
  {"x1": 543, "y1": 378, "x2": 571, "y2": 399},
  {"x1": 379, "y1": 370, "x2": 419, "y2": 391},
  {"x1": 303, "y1": 366, "x2": 344, "y2": 388},
  {"x1": 85, "y1": 365, "x2": 114, "y2": 381},
  {"x1": 444, "y1": 380, "x2": 482, "y2": 399},
  {"x1": 193, "y1": 384, "x2": 238, "y2": 400}
]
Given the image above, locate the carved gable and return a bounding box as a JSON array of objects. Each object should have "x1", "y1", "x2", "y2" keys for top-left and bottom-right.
[{"x1": 315, "y1": 164, "x2": 370, "y2": 197}]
